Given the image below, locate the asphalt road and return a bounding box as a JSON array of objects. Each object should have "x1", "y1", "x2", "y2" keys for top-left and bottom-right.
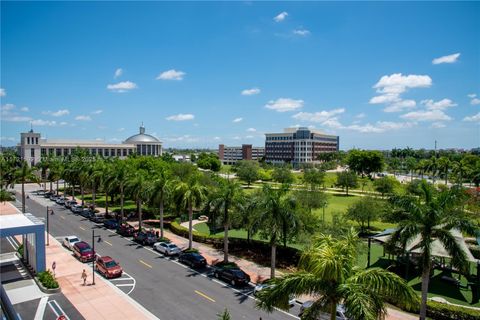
[{"x1": 18, "y1": 191, "x2": 300, "y2": 320}]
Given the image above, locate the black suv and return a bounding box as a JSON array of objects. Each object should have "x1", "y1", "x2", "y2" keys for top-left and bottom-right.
[
  {"x1": 133, "y1": 231, "x2": 157, "y2": 246},
  {"x1": 213, "y1": 262, "x2": 250, "y2": 286},
  {"x1": 178, "y1": 252, "x2": 207, "y2": 268}
]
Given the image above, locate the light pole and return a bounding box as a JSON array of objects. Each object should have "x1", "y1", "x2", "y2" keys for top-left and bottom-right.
[
  {"x1": 91, "y1": 229, "x2": 101, "y2": 285},
  {"x1": 46, "y1": 206, "x2": 53, "y2": 246}
]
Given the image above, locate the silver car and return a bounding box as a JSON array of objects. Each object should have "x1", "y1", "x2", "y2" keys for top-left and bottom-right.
[{"x1": 153, "y1": 242, "x2": 181, "y2": 256}]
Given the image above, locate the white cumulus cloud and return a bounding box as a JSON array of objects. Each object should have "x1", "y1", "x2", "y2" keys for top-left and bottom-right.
[
  {"x1": 430, "y1": 122, "x2": 446, "y2": 128},
  {"x1": 233, "y1": 117, "x2": 243, "y2": 123},
  {"x1": 293, "y1": 29, "x2": 310, "y2": 36},
  {"x1": 274, "y1": 12, "x2": 288, "y2": 22},
  {"x1": 471, "y1": 98, "x2": 480, "y2": 105},
  {"x1": 401, "y1": 110, "x2": 452, "y2": 122},
  {"x1": 75, "y1": 115, "x2": 92, "y2": 121},
  {"x1": 20, "y1": 107, "x2": 29, "y2": 112},
  {"x1": 292, "y1": 108, "x2": 345, "y2": 123},
  {"x1": 114, "y1": 68, "x2": 123, "y2": 79},
  {"x1": 92, "y1": 109, "x2": 103, "y2": 114},
  {"x1": 383, "y1": 99, "x2": 416, "y2": 113},
  {"x1": 421, "y1": 98, "x2": 457, "y2": 111},
  {"x1": 346, "y1": 121, "x2": 415, "y2": 133},
  {"x1": 246, "y1": 128, "x2": 257, "y2": 132},
  {"x1": 107, "y1": 81, "x2": 138, "y2": 92},
  {"x1": 265, "y1": 98, "x2": 304, "y2": 112},
  {"x1": 463, "y1": 112, "x2": 480, "y2": 122},
  {"x1": 373, "y1": 73, "x2": 432, "y2": 95},
  {"x1": 166, "y1": 113, "x2": 194, "y2": 121},
  {"x1": 156, "y1": 69, "x2": 186, "y2": 81},
  {"x1": 468, "y1": 93, "x2": 477, "y2": 98},
  {"x1": 241, "y1": 88, "x2": 261, "y2": 96},
  {"x1": 0, "y1": 88, "x2": 5, "y2": 97},
  {"x1": 432, "y1": 53, "x2": 460, "y2": 65},
  {"x1": 31, "y1": 119, "x2": 57, "y2": 126},
  {"x1": 45, "y1": 109, "x2": 70, "y2": 117}
]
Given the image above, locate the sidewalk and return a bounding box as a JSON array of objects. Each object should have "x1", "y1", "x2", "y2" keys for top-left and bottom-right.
[{"x1": 3, "y1": 200, "x2": 157, "y2": 320}]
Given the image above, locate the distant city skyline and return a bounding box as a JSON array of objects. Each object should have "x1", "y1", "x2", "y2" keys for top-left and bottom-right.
[{"x1": 1, "y1": 2, "x2": 479, "y2": 150}]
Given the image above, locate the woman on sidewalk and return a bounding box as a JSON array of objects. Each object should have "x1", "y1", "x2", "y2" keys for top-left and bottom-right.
[{"x1": 81, "y1": 269, "x2": 87, "y2": 286}]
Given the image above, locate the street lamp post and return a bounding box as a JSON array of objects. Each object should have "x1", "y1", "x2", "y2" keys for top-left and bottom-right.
[
  {"x1": 91, "y1": 229, "x2": 101, "y2": 285},
  {"x1": 46, "y1": 206, "x2": 51, "y2": 246}
]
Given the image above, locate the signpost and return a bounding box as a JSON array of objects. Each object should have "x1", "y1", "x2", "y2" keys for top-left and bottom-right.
[{"x1": 52, "y1": 261, "x2": 56, "y2": 277}]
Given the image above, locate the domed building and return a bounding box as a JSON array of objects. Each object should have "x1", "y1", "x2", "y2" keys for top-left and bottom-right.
[
  {"x1": 123, "y1": 124, "x2": 162, "y2": 156},
  {"x1": 18, "y1": 124, "x2": 162, "y2": 166}
]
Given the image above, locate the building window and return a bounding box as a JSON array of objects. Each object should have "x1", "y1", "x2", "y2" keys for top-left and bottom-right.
[
  {"x1": 27, "y1": 137, "x2": 30, "y2": 144},
  {"x1": 36, "y1": 137, "x2": 39, "y2": 144},
  {"x1": 56, "y1": 148, "x2": 62, "y2": 156},
  {"x1": 41, "y1": 148, "x2": 46, "y2": 156},
  {"x1": 30, "y1": 148, "x2": 35, "y2": 158},
  {"x1": 123, "y1": 149, "x2": 127, "y2": 156},
  {"x1": 142, "y1": 145, "x2": 146, "y2": 155},
  {"x1": 105, "y1": 149, "x2": 109, "y2": 156}
]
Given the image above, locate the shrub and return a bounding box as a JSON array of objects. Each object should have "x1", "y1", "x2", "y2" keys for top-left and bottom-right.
[
  {"x1": 157, "y1": 237, "x2": 171, "y2": 243},
  {"x1": 426, "y1": 301, "x2": 480, "y2": 320},
  {"x1": 37, "y1": 270, "x2": 59, "y2": 289},
  {"x1": 183, "y1": 248, "x2": 199, "y2": 254}
]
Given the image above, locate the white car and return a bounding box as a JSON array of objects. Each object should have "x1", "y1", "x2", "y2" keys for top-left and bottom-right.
[
  {"x1": 153, "y1": 242, "x2": 181, "y2": 256},
  {"x1": 63, "y1": 236, "x2": 81, "y2": 251},
  {"x1": 299, "y1": 301, "x2": 349, "y2": 320}
]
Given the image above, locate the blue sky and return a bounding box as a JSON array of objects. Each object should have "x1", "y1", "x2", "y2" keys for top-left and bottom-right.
[{"x1": 1, "y1": 1, "x2": 479, "y2": 150}]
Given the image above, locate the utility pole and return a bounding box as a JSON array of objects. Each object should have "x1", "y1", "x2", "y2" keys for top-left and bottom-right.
[
  {"x1": 91, "y1": 229, "x2": 101, "y2": 285},
  {"x1": 46, "y1": 206, "x2": 51, "y2": 246}
]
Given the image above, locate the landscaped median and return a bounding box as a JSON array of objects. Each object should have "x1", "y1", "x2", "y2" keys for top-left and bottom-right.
[{"x1": 34, "y1": 270, "x2": 61, "y2": 294}]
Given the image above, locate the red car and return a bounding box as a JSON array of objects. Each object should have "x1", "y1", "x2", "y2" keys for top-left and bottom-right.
[
  {"x1": 96, "y1": 256, "x2": 123, "y2": 279},
  {"x1": 72, "y1": 241, "x2": 95, "y2": 262}
]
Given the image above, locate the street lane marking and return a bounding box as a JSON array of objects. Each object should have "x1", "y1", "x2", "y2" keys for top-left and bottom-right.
[
  {"x1": 139, "y1": 259, "x2": 152, "y2": 268},
  {"x1": 104, "y1": 240, "x2": 112, "y2": 246},
  {"x1": 195, "y1": 290, "x2": 216, "y2": 303},
  {"x1": 34, "y1": 296, "x2": 49, "y2": 320},
  {"x1": 60, "y1": 216, "x2": 65, "y2": 220},
  {"x1": 79, "y1": 226, "x2": 85, "y2": 230}
]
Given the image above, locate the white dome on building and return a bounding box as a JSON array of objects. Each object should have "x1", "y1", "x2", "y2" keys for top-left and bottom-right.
[{"x1": 124, "y1": 125, "x2": 161, "y2": 144}]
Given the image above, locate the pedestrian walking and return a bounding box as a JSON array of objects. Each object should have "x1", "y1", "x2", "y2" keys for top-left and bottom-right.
[{"x1": 81, "y1": 269, "x2": 87, "y2": 286}]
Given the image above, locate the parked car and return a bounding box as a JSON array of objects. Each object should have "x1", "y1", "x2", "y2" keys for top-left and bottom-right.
[
  {"x1": 299, "y1": 301, "x2": 349, "y2": 320},
  {"x1": 72, "y1": 204, "x2": 84, "y2": 214},
  {"x1": 49, "y1": 194, "x2": 59, "y2": 201},
  {"x1": 178, "y1": 251, "x2": 207, "y2": 268},
  {"x1": 65, "y1": 200, "x2": 77, "y2": 209},
  {"x1": 62, "y1": 235, "x2": 80, "y2": 251},
  {"x1": 91, "y1": 213, "x2": 105, "y2": 224},
  {"x1": 134, "y1": 231, "x2": 157, "y2": 245},
  {"x1": 103, "y1": 219, "x2": 119, "y2": 229},
  {"x1": 253, "y1": 282, "x2": 296, "y2": 307},
  {"x1": 154, "y1": 242, "x2": 181, "y2": 256},
  {"x1": 55, "y1": 197, "x2": 66, "y2": 205},
  {"x1": 213, "y1": 262, "x2": 250, "y2": 286},
  {"x1": 80, "y1": 208, "x2": 92, "y2": 218},
  {"x1": 117, "y1": 223, "x2": 135, "y2": 237},
  {"x1": 44, "y1": 191, "x2": 53, "y2": 198},
  {"x1": 96, "y1": 256, "x2": 123, "y2": 279},
  {"x1": 72, "y1": 241, "x2": 95, "y2": 262}
]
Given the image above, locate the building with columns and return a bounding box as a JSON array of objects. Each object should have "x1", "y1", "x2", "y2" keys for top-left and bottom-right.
[{"x1": 18, "y1": 124, "x2": 162, "y2": 166}]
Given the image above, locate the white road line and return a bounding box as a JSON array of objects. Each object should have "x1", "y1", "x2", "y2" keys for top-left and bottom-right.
[
  {"x1": 47, "y1": 300, "x2": 70, "y2": 320},
  {"x1": 34, "y1": 296, "x2": 49, "y2": 320},
  {"x1": 115, "y1": 284, "x2": 134, "y2": 287}
]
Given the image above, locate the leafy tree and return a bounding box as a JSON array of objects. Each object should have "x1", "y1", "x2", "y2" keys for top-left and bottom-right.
[
  {"x1": 256, "y1": 230, "x2": 417, "y2": 320},
  {"x1": 197, "y1": 152, "x2": 221, "y2": 172},
  {"x1": 303, "y1": 167, "x2": 325, "y2": 190},
  {"x1": 335, "y1": 171, "x2": 358, "y2": 196},
  {"x1": 126, "y1": 170, "x2": 150, "y2": 231},
  {"x1": 235, "y1": 160, "x2": 259, "y2": 187},
  {"x1": 258, "y1": 185, "x2": 298, "y2": 278},
  {"x1": 388, "y1": 181, "x2": 478, "y2": 320},
  {"x1": 437, "y1": 156, "x2": 451, "y2": 185},
  {"x1": 405, "y1": 157, "x2": 417, "y2": 182},
  {"x1": 272, "y1": 165, "x2": 294, "y2": 185},
  {"x1": 387, "y1": 157, "x2": 401, "y2": 177},
  {"x1": 346, "y1": 150, "x2": 384, "y2": 177},
  {"x1": 373, "y1": 176, "x2": 398, "y2": 197},
  {"x1": 345, "y1": 197, "x2": 381, "y2": 234},
  {"x1": 234, "y1": 193, "x2": 261, "y2": 244},
  {"x1": 211, "y1": 178, "x2": 243, "y2": 262},
  {"x1": 175, "y1": 173, "x2": 207, "y2": 249}
]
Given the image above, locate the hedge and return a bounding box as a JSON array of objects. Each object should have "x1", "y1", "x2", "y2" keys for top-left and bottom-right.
[
  {"x1": 425, "y1": 301, "x2": 480, "y2": 320},
  {"x1": 38, "y1": 270, "x2": 59, "y2": 289}
]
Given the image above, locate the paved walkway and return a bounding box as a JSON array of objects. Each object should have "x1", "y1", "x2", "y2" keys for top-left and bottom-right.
[{"x1": 3, "y1": 199, "x2": 157, "y2": 320}]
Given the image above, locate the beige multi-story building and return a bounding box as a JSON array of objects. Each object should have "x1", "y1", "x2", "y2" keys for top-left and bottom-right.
[
  {"x1": 218, "y1": 144, "x2": 265, "y2": 165},
  {"x1": 265, "y1": 127, "x2": 339, "y2": 165},
  {"x1": 18, "y1": 124, "x2": 162, "y2": 166}
]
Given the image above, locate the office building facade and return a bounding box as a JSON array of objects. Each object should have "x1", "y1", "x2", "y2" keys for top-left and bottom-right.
[
  {"x1": 218, "y1": 144, "x2": 265, "y2": 165},
  {"x1": 265, "y1": 127, "x2": 339, "y2": 164}
]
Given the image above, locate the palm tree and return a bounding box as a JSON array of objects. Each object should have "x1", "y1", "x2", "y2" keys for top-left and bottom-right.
[
  {"x1": 90, "y1": 158, "x2": 105, "y2": 208},
  {"x1": 437, "y1": 156, "x2": 451, "y2": 185},
  {"x1": 174, "y1": 173, "x2": 207, "y2": 249},
  {"x1": 148, "y1": 164, "x2": 171, "y2": 238},
  {"x1": 211, "y1": 178, "x2": 243, "y2": 262},
  {"x1": 258, "y1": 184, "x2": 297, "y2": 279},
  {"x1": 126, "y1": 170, "x2": 150, "y2": 231},
  {"x1": 113, "y1": 159, "x2": 129, "y2": 222},
  {"x1": 416, "y1": 159, "x2": 429, "y2": 180},
  {"x1": 236, "y1": 193, "x2": 261, "y2": 244},
  {"x1": 388, "y1": 181, "x2": 477, "y2": 320},
  {"x1": 405, "y1": 157, "x2": 417, "y2": 182},
  {"x1": 452, "y1": 159, "x2": 468, "y2": 186},
  {"x1": 257, "y1": 229, "x2": 417, "y2": 320},
  {"x1": 15, "y1": 161, "x2": 39, "y2": 213},
  {"x1": 101, "y1": 164, "x2": 116, "y2": 217}
]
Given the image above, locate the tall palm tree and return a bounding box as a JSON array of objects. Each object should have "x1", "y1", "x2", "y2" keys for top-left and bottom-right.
[
  {"x1": 148, "y1": 164, "x2": 171, "y2": 238},
  {"x1": 174, "y1": 173, "x2": 207, "y2": 249},
  {"x1": 101, "y1": 163, "x2": 116, "y2": 217},
  {"x1": 452, "y1": 159, "x2": 468, "y2": 186},
  {"x1": 15, "y1": 161, "x2": 39, "y2": 213},
  {"x1": 211, "y1": 178, "x2": 243, "y2": 262},
  {"x1": 258, "y1": 184, "x2": 297, "y2": 278},
  {"x1": 113, "y1": 159, "x2": 129, "y2": 222},
  {"x1": 236, "y1": 193, "x2": 261, "y2": 244},
  {"x1": 256, "y1": 230, "x2": 418, "y2": 320},
  {"x1": 416, "y1": 159, "x2": 429, "y2": 180},
  {"x1": 437, "y1": 156, "x2": 451, "y2": 185},
  {"x1": 405, "y1": 157, "x2": 417, "y2": 182},
  {"x1": 388, "y1": 181, "x2": 477, "y2": 320},
  {"x1": 126, "y1": 170, "x2": 150, "y2": 231},
  {"x1": 90, "y1": 158, "x2": 105, "y2": 208}
]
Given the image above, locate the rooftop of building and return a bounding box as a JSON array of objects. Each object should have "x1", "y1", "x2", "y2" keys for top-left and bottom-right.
[{"x1": 124, "y1": 124, "x2": 162, "y2": 144}]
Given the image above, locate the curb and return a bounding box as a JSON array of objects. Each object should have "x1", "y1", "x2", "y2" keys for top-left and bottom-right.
[{"x1": 33, "y1": 275, "x2": 61, "y2": 294}]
